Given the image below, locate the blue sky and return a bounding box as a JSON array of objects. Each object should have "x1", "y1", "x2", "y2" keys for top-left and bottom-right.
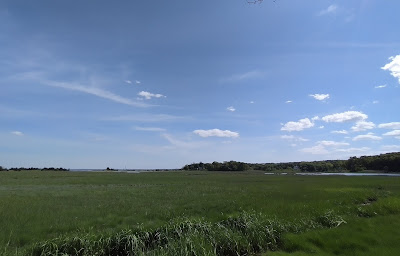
[{"x1": 1, "y1": 0, "x2": 400, "y2": 169}]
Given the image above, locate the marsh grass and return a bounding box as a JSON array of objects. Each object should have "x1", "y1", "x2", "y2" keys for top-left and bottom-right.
[
  {"x1": 1, "y1": 171, "x2": 400, "y2": 255},
  {"x1": 29, "y1": 210, "x2": 346, "y2": 255}
]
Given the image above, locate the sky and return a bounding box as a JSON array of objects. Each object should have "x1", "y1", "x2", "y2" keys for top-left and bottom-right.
[{"x1": 1, "y1": 0, "x2": 400, "y2": 169}]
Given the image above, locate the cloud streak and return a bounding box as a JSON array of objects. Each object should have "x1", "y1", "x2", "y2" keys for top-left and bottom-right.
[
  {"x1": 45, "y1": 80, "x2": 150, "y2": 108},
  {"x1": 193, "y1": 129, "x2": 239, "y2": 138},
  {"x1": 135, "y1": 126, "x2": 166, "y2": 132},
  {"x1": 309, "y1": 94, "x2": 329, "y2": 101},
  {"x1": 138, "y1": 91, "x2": 166, "y2": 100},
  {"x1": 227, "y1": 106, "x2": 236, "y2": 112},
  {"x1": 378, "y1": 122, "x2": 400, "y2": 129},
  {"x1": 353, "y1": 133, "x2": 382, "y2": 141},
  {"x1": 322, "y1": 111, "x2": 367, "y2": 123},
  {"x1": 221, "y1": 70, "x2": 265, "y2": 83},
  {"x1": 351, "y1": 121, "x2": 375, "y2": 132},
  {"x1": 317, "y1": 5, "x2": 338, "y2": 16}
]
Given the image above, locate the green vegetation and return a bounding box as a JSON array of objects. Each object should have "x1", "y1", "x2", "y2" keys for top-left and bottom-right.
[
  {"x1": 0, "y1": 169, "x2": 400, "y2": 255},
  {"x1": 183, "y1": 152, "x2": 400, "y2": 173},
  {"x1": 0, "y1": 167, "x2": 68, "y2": 172}
]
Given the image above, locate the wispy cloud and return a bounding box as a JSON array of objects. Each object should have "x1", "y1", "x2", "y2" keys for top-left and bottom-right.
[
  {"x1": 381, "y1": 145, "x2": 400, "y2": 152},
  {"x1": 227, "y1": 106, "x2": 236, "y2": 112},
  {"x1": 382, "y1": 130, "x2": 400, "y2": 137},
  {"x1": 162, "y1": 134, "x2": 205, "y2": 149},
  {"x1": 281, "y1": 118, "x2": 314, "y2": 132},
  {"x1": 135, "y1": 126, "x2": 166, "y2": 132},
  {"x1": 322, "y1": 111, "x2": 367, "y2": 123},
  {"x1": 353, "y1": 133, "x2": 382, "y2": 141},
  {"x1": 125, "y1": 80, "x2": 132, "y2": 84},
  {"x1": 193, "y1": 129, "x2": 239, "y2": 138},
  {"x1": 300, "y1": 144, "x2": 328, "y2": 154},
  {"x1": 317, "y1": 5, "x2": 338, "y2": 16},
  {"x1": 285, "y1": 100, "x2": 292, "y2": 104},
  {"x1": 382, "y1": 55, "x2": 400, "y2": 83},
  {"x1": 374, "y1": 84, "x2": 387, "y2": 89},
  {"x1": 11, "y1": 131, "x2": 23, "y2": 136},
  {"x1": 378, "y1": 122, "x2": 400, "y2": 129},
  {"x1": 351, "y1": 121, "x2": 375, "y2": 132},
  {"x1": 331, "y1": 130, "x2": 348, "y2": 134},
  {"x1": 301, "y1": 140, "x2": 363, "y2": 155},
  {"x1": 105, "y1": 114, "x2": 186, "y2": 122},
  {"x1": 309, "y1": 94, "x2": 329, "y2": 101},
  {"x1": 220, "y1": 70, "x2": 265, "y2": 83},
  {"x1": 135, "y1": 80, "x2": 141, "y2": 84},
  {"x1": 138, "y1": 91, "x2": 166, "y2": 100},
  {"x1": 335, "y1": 147, "x2": 370, "y2": 153},
  {"x1": 281, "y1": 135, "x2": 309, "y2": 142},
  {"x1": 45, "y1": 80, "x2": 150, "y2": 108},
  {"x1": 318, "y1": 140, "x2": 350, "y2": 147}
]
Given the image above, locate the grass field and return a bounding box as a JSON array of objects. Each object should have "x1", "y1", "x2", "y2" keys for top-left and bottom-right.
[{"x1": 1, "y1": 170, "x2": 400, "y2": 255}]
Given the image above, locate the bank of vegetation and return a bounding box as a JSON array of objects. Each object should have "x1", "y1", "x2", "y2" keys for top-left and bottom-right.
[
  {"x1": 30, "y1": 211, "x2": 346, "y2": 256},
  {"x1": 182, "y1": 152, "x2": 400, "y2": 173},
  {"x1": 0, "y1": 167, "x2": 68, "y2": 172}
]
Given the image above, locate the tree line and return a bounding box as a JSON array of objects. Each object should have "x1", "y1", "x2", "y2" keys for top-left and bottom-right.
[
  {"x1": 0, "y1": 167, "x2": 69, "y2": 172},
  {"x1": 182, "y1": 152, "x2": 400, "y2": 173}
]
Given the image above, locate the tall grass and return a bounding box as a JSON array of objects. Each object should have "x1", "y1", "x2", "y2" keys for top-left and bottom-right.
[{"x1": 29, "y1": 211, "x2": 346, "y2": 256}]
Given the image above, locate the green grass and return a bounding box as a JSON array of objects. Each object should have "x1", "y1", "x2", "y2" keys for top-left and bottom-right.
[{"x1": 0, "y1": 170, "x2": 400, "y2": 255}]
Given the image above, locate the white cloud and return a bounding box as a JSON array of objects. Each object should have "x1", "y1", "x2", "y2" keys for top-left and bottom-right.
[
  {"x1": 322, "y1": 111, "x2": 368, "y2": 123},
  {"x1": 281, "y1": 118, "x2": 314, "y2": 132},
  {"x1": 353, "y1": 133, "x2": 382, "y2": 141},
  {"x1": 125, "y1": 80, "x2": 132, "y2": 84},
  {"x1": 374, "y1": 84, "x2": 387, "y2": 89},
  {"x1": 301, "y1": 139, "x2": 366, "y2": 155},
  {"x1": 221, "y1": 70, "x2": 265, "y2": 83},
  {"x1": 335, "y1": 147, "x2": 370, "y2": 153},
  {"x1": 193, "y1": 129, "x2": 239, "y2": 138},
  {"x1": 280, "y1": 135, "x2": 309, "y2": 142},
  {"x1": 250, "y1": 101, "x2": 254, "y2": 104},
  {"x1": 383, "y1": 130, "x2": 400, "y2": 136},
  {"x1": 45, "y1": 80, "x2": 150, "y2": 107},
  {"x1": 300, "y1": 144, "x2": 329, "y2": 154},
  {"x1": 318, "y1": 140, "x2": 350, "y2": 147},
  {"x1": 381, "y1": 55, "x2": 400, "y2": 83},
  {"x1": 136, "y1": 80, "x2": 141, "y2": 84},
  {"x1": 106, "y1": 114, "x2": 185, "y2": 122},
  {"x1": 309, "y1": 94, "x2": 329, "y2": 101},
  {"x1": 319, "y1": 126, "x2": 324, "y2": 129},
  {"x1": 312, "y1": 116, "x2": 320, "y2": 121},
  {"x1": 331, "y1": 130, "x2": 348, "y2": 134},
  {"x1": 138, "y1": 91, "x2": 166, "y2": 100},
  {"x1": 317, "y1": 5, "x2": 338, "y2": 16},
  {"x1": 285, "y1": 100, "x2": 292, "y2": 103},
  {"x1": 11, "y1": 131, "x2": 23, "y2": 136},
  {"x1": 135, "y1": 127, "x2": 166, "y2": 132},
  {"x1": 378, "y1": 122, "x2": 400, "y2": 129},
  {"x1": 381, "y1": 145, "x2": 400, "y2": 151},
  {"x1": 351, "y1": 121, "x2": 376, "y2": 132},
  {"x1": 227, "y1": 106, "x2": 236, "y2": 112},
  {"x1": 161, "y1": 134, "x2": 204, "y2": 149},
  {"x1": 372, "y1": 100, "x2": 379, "y2": 104}
]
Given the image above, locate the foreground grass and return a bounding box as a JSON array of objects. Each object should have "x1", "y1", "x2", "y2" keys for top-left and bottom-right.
[
  {"x1": 0, "y1": 170, "x2": 400, "y2": 255},
  {"x1": 269, "y1": 215, "x2": 400, "y2": 256}
]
